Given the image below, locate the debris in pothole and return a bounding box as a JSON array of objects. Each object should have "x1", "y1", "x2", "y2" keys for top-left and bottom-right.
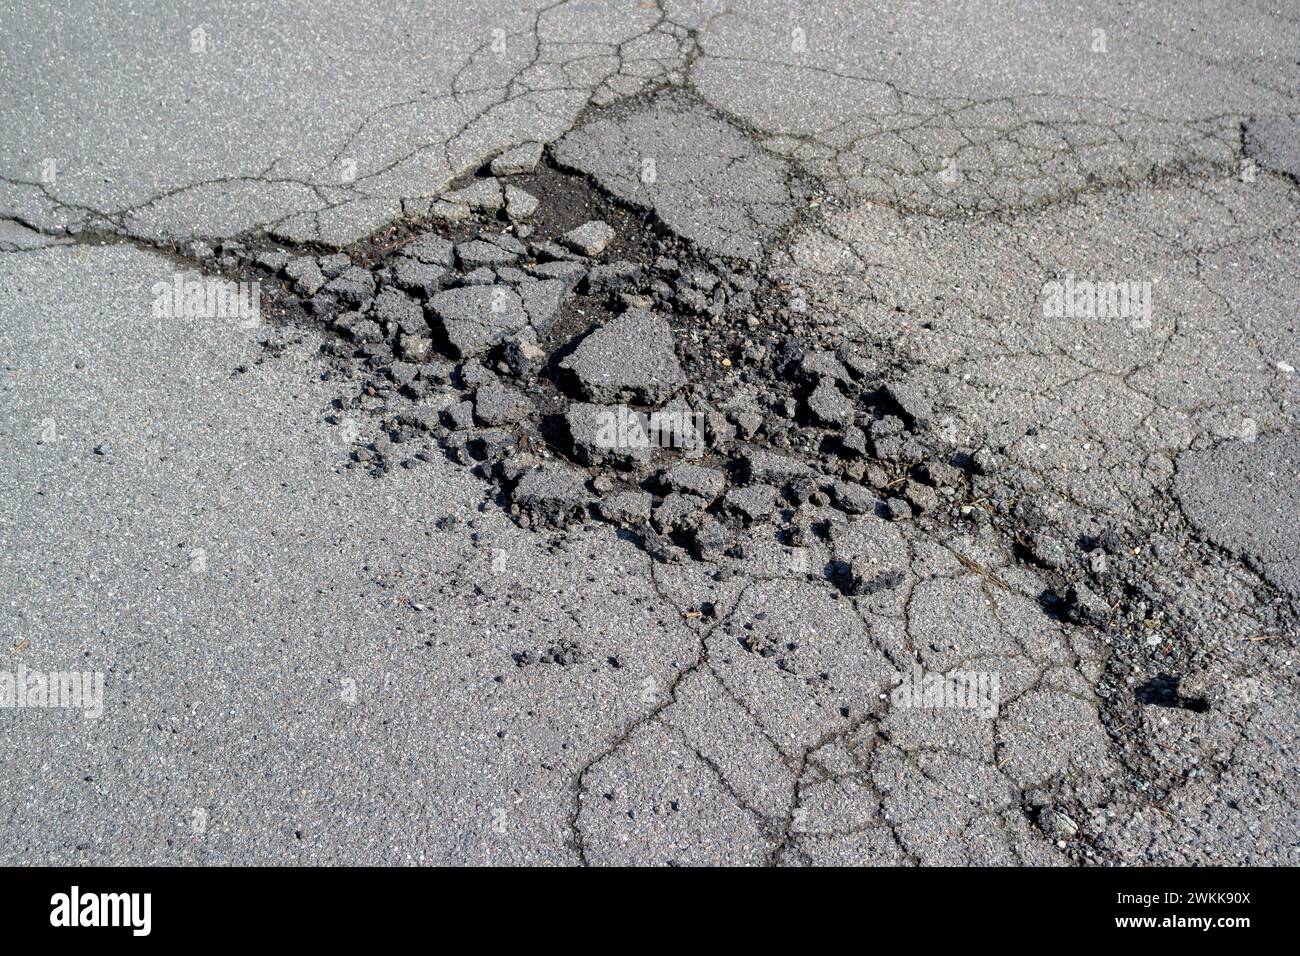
[
  {"x1": 558, "y1": 309, "x2": 685, "y2": 405},
  {"x1": 212, "y1": 144, "x2": 1041, "y2": 575}
]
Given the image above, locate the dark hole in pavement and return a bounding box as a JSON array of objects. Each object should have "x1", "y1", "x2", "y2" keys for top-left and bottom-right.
[{"x1": 1135, "y1": 674, "x2": 1210, "y2": 713}]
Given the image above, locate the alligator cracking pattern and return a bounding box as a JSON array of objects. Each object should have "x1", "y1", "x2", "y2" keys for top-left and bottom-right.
[{"x1": 3, "y1": 3, "x2": 1297, "y2": 867}]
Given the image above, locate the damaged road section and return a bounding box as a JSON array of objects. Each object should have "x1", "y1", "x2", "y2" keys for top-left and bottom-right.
[
  {"x1": 212, "y1": 92, "x2": 970, "y2": 575},
  {"x1": 136, "y1": 86, "x2": 1297, "y2": 867},
  {"x1": 552, "y1": 92, "x2": 808, "y2": 261},
  {"x1": 6, "y1": 60, "x2": 1298, "y2": 868}
]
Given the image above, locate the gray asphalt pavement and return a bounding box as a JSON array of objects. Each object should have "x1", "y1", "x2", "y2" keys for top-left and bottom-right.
[{"x1": 1, "y1": 1, "x2": 1296, "y2": 866}]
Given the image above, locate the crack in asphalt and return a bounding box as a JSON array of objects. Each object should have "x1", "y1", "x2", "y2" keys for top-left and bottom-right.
[{"x1": 3, "y1": 1, "x2": 1297, "y2": 866}]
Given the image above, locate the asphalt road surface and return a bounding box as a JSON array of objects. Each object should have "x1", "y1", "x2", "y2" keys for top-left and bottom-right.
[{"x1": 1, "y1": 1, "x2": 1296, "y2": 866}]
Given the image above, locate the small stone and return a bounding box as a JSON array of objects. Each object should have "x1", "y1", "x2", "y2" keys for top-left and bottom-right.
[
  {"x1": 518, "y1": 279, "x2": 567, "y2": 335},
  {"x1": 723, "y1": 484, "x2": 777, "y2": 523},
  {"x1": 457, "y1": 239, "x2": 518, "y2": 270},
  {"x1": 883, "y1": 381, "x2": 933, "y2": 426},
  {"x1": 254, "y1": 250, "x2": 289, "y2": 272},
  {"x1": 504, "y1": 184, "x2": 539, "y2": 221},
  {"x1": 511, "y1": 465, "x2": 592, "y2": 526},
  {"x1": 391, "y1": 258, "x2": 447, "y2": 298},
  {"x1": 806, "y1": 380, "x2": 855, "y2": 427},
  {"x1": 426, "y1": 285, "x2": 528, "y2": 357},
  {"x1": 347, "y1": 318, "x2": 383, "y2": 343},
  {"x1": 502, "y1": 332, "x2": 547, "y2": 377},
  {"x1": 837, "y1": 346, "x2": 874, "y2": 379},
  {"x1": 847, "y1": 559, "x2": 906, "y2": 597},
  {"x1": 317, "y1": 253, "x2": 351, "y2": 278},
  {"x1": 388, "y1": 361, "x2": 418, "y2": 387},
  {"x1": 583, "y1": 260, "x2": 642, "y2": 293},
  {"x1": 1067, "y1": 584, "x2": 1111, "y2": 627},
  {"x1": 972, "y1": 448, "x2": 999, "y2": 476},
  {"x1": 734, "y1": 411, "x2": 763, "y2": 439},
  {"x1": 307, "y1": 293, "x2": 340, "y2": 322},
  {"x1": 396, "y1": 405, "x2": 440, "y2": 432},
  {"x1": 1045, "y1": 809, "x2": 1080, "y2": 840},
  {"x1": 459, "y1": 360, "x2": 498, "y2": 389},
  {"x1": 1028, "y1": 531, "x2": 1069, "y2": 570},
  {"x1": 443, "y1": 400, "x2": 475, "y2": 430},
  {"x1": 870, "y1": 414, "x2": 905, "y2": 439},
  {"x1": 665, "y1": 463, "x2": 727, "y2": 501},
  {"x1": 456, "y1": 267, "x2": 497, "y2": 286},
  {"x1": 840, "y1": 425, "x2": 868, "y2": 457},
  {"x1": 403, "y1": 234, "x2": 455, "y2": 267},
  {"x1": 691, "y1": 516, "x2": 733, "y2": 561},
  {"x1": 675, "y1": 287, "x2": 709, "y2": 314},
  {"x1": 430, "y1": 200, "x2": 471, "y2": 222},
  {"x1": 560, "y1": 220, "x2": 615, "y2": 257},
  {"x1": 920, "y1": 460, "x2": 964, "y2": 490},
  {"x1": 474, "y1": 383, "x2": 531, "y2": 426},
  {"x1": 597, "y1": 491, "x2": 653, "y2": 525},
  {"x1": 649, "y1": 398, "x2": 704, "y2": 452},
  {"x1": 421, "y1": 359, "x2": 455, "y2": 384},
  {"x1": 323, "y1": 266, "x2": 376, "y2": 308},
  {"x1": 653, "y1": 492, "x2": 706, "y2": 532},
  {"x1": 285, "y1": 256, "x2": 326, "y2": 295},
  {"x1": 884, "y1": 497, "x2": 912, "y2": 521},
  {"x1": 903, "y1": 480, "x2": 939, "y2": 513},
  {"x1": 529, "y1": 260, "x2": 587, "y2": 285},
  {"x1": 740, "y1": 447, "x2": 814, "y2": 484},
  {"x1": 559, "y1": 310, "x2": 686, "y2": 404},
  {"x1": 831, "y1": 481, "x2": 877, "y2": 515},
  {"x1": 619, "y1": 293, "x2": 653, "y2": 311},
  {"x1": 373, "y1": 288, "x2": 424, "y2": 334},
  {"x1": 800, "y1": 351, "x2": 852, "y2": 383},
  {"x1": 530, "y1": 240, "x2": 583, "y2": 262},
  {"x1": 565, "y1": 402, "x2": 650, "y2": 467}
]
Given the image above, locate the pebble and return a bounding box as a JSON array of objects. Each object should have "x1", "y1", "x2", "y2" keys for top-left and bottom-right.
[{"x1": 560, "y1": 220, "x2": 615, "y2": 257}]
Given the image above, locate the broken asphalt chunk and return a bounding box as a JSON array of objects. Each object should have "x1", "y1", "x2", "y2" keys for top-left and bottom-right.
[
  {"x1": 560, "y1": 220, "x2": 615, "y2": 257},
  {"x1": 426, "y1": 285, "x2": 528, "y2": 358},
  {"x1": 444, "y1": 178, "x2": 503, "y2": 211},
  {"x1": 490, "y1": 142, "x2": 544, "y2": 177},
  {"x1": 566, "y1": 402, "x2": 651, "y2": 467},
  {"x1": 558, "y1": 309, "x2": 685, "y2": 404},
  {"x1": 511, "y1": 465, "x2": 592, "y2": 526}
]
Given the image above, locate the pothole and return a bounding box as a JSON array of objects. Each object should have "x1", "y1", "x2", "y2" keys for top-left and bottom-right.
[
  {"x1": 187, "y1": 94, "x2": 977, "y2": 571},
  {"x1": 156, "y1": 98, "x2": 1294, "y2": 858},
  {"x1": 1135, "y1": 674, "x2": 1211, "y2": 713}
]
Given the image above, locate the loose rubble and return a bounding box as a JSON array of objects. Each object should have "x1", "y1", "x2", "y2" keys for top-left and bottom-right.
[{"x1": 209, "y1": 157, "x2": 1014, "y2": 567}]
